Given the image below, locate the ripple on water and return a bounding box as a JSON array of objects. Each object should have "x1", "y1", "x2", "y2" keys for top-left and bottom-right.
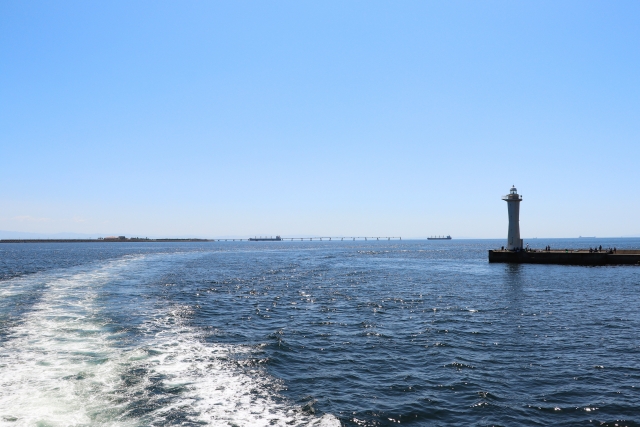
[
  {"x1": 2, "y1": 239, "x2": 640, "y2": 426},
  {"x1": 0, "y1": 253, "x2": 340, "y2": 427}
]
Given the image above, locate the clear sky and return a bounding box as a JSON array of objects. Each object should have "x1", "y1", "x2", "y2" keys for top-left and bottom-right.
[{"x1": 1, "y1": 1, "x2": 639, "y2": 239}]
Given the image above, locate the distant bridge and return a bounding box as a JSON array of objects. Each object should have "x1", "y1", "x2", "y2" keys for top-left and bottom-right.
[{"x1": 213, "y1": 237, "x2": 401, "y2": 242}]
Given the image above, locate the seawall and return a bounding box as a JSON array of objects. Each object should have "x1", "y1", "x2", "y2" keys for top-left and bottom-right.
[{"x1": 488, "y1": 250, "x2": 640, "y2": 266}]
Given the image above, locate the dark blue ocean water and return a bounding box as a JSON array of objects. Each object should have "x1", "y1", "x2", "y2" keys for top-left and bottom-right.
[{"x1": 0, "y1": 239, "x2": 639, "y2": 426}]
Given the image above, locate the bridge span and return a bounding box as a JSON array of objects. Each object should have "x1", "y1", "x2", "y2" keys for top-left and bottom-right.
[{"x1": 213, "y1": 236, "x2": 401, "y2": 242}]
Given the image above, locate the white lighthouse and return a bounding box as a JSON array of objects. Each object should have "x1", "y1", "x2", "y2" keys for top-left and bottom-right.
[{"x1": 503, "y1": 185, "x2": 523, "y2": 250}]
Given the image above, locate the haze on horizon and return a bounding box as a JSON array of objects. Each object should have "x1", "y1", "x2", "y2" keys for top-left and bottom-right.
[{"x1": 1, "y1": 1, "x2": 639, "y2": 239}]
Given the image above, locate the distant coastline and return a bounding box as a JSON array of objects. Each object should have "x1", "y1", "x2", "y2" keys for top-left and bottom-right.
[
  {"x1": 1, "y1": 236, "x2": 639, "y2": 243},
  {"x1": 0, "y1": 238, "x2": 210, "y2": 243}
]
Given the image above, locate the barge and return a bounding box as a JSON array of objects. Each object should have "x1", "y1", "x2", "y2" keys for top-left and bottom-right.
[{"x1": 249, "y1": 236, "x2": 282, "y2": 241}]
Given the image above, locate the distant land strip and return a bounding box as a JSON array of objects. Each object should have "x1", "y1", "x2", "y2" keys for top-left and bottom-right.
[
  {"x1": 0, "y1": 236, "x2": 403, "y2": 243},
  {"x1": 0, "y1": 238, "x2": 210, "y2": 243}
]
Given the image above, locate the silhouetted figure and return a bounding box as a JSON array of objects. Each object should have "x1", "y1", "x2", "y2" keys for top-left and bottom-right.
[{"x1": 599, "y1": 245, "x2": 602, "y2": 251}]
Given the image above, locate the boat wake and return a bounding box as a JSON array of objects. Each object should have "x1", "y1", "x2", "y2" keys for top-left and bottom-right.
[{"x1": 0, "y1": 254, "x2": 340, "y2": 426}]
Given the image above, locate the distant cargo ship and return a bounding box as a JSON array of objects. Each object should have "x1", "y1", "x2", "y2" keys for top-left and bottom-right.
[
  {"x1": 249, "y1": 236, "x2": 282, "y2": 241},
  {"x1": 427, "y1": 235, "x2": 452, "y2": 240}
]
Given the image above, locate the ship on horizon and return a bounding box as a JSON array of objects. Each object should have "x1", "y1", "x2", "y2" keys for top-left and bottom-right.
[
  {"x1": 249, "y1": 236, "x2": 282, "y2": 241},
  {"x1": 427, "y1": 235, "x2": 452, "y2": 240}
]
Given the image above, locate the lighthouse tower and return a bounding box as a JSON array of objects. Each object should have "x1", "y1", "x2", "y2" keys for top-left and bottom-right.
[{"x1": 502, "y1": 185, "x2": 523, "y2": 250}]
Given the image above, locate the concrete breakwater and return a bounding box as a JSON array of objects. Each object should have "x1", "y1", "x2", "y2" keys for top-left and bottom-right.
[{"x1": 488, "y1": 249, "x2": 640, "y2": 265}]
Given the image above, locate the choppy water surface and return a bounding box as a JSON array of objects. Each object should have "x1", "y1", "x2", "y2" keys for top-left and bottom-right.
[{"x1": 0, "y1": 239, "x2": 639, "y2": 426}]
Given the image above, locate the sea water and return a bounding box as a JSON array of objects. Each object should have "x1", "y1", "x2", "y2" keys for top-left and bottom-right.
[{"x1": 0, "y1": 239, "x2": 639, "y2": 426}]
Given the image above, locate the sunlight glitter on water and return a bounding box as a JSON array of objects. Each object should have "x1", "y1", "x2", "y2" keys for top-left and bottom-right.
[{"x1": 0, "y1": 254, "x2": 340, "y2": 427}]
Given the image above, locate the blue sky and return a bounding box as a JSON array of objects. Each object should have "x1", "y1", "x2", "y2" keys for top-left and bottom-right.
[{"x1": 1, "y1": 1, "x2": 639, "y2": 238}]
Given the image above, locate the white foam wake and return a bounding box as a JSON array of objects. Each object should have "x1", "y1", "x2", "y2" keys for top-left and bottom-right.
[
  {"x1": 0, "y1": 254, "x2": 341, "y2": 427},
  {"x1": 131, "y1": 312, "x2": 340, "y2": 427},
  {"x1": 0, "y1": 255, "x2": 149, "y2": 426}
]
